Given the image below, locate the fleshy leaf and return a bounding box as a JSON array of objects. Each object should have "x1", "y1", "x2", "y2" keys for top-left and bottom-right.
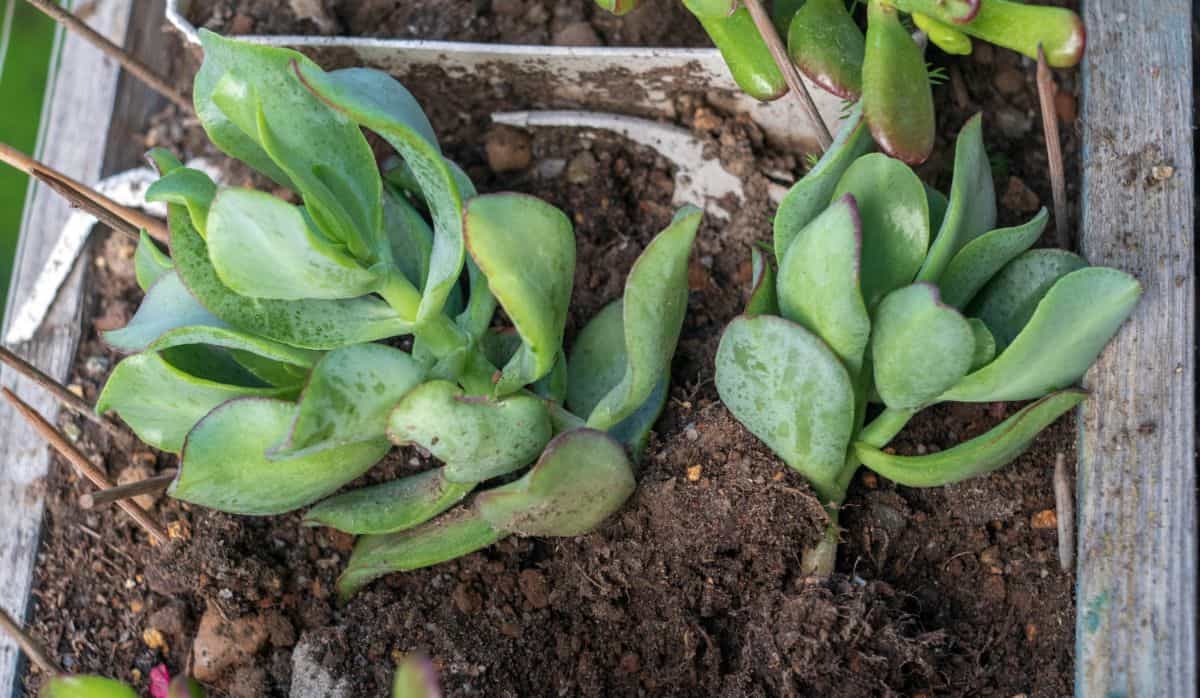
[
  {"x1": 41, "y1": 676, "x2": 138, "y2": 698},
  {"x1": 104, "y1": 272, "x2": 226, "y2": 353},
  {"x1": 787, "y1": 0, "x2": 865, "y2": 100},
  {"x1": 475, "y1": 428, "x2": 636, "y2": 536},
  {"x1": 586, "y1": 206, "x2": 700, "y2": 430},
  {"x1": 168, "y1": 204, "x2": 410, "y2": 349},
  {"x1": 714, "y1": 315, "x2": 855, "y2": 501},
  {"x1": 295, "y1": 61, "x2": 466, "y2": 323},
  {"x1": 135, "y1": 230, "x2": 173, "y2": 292},
  {"x1": 147, "y1": 326, "x2": 321, "y2": 369},
  {"x1": 917, "y1": 114, "x2": 996, "y2": 282},
  {"x1": 145, "y1": 147, "x2": 183, "y2": 175},
  {"x1": 872, "y1": 283, "x2": 974, "y2": 409},
  {"x1": 856, "y1": 390, "x2": 1086, "y2": 486},
  {"x1": 943, "y1": 267, "x2": 1140, "y2": 402},
  {"x1": 890, "y1": 0, "x2": 980, "y2": 23},
  {"x1": 463, "y1": 194, "x2": 574, "y2": 395},
  {"x1": 968, "y1": 318, "x2": 996, "y2": 370},
  {"x1": 145, "y1": 167, "x2": 217, "y2": 236},
  {"x1": 777, "y1": 194, "x2": 869, "y2": 376},
  {"x1": 608, "y1": 378, "x2": 669, "y2": 460},
  {"x1": 912, "y1": 12, "x2": 973, "y2": 55},
  {"x1": 387, "y1": 380, "x2": 552, "y2": 483},
  {"x1": 383, "y1": 183, "x2": 433, "y2": 293},
  {"x1": 939, "y1": 208, "x2": 1048, "y2": 308},
  {"x1": 744, "y1": 246, "x2": 778, "y2": 315},
  {"x1": 277, "y1": 343, "x2": 424, "y2": 455},
  {"x1": 96, "y1": 352, "x2": 288, "y2": 453},
  {"x1": 206, "y1": 188, "x2": 383, "y2": 300},
  {"x1": 697, "y1": 8, "x2": 787, "y2": 101},
  {"x1": 862, "y1": 0, "x2": 935, "y2": 164},
  {"x1": 228, "y1": 350, "x2": 310, "y2": 389},
  {"x1": 303, "y1": 467, "x2": 474, "y2": 535},
  {"x1": 832, "y1": 153, "x2": 930, "y2": 307},
  {"x1": 967, "y1": 248, "x2": 1087, "y2": 347},
  {"x1": 394, "y1": 654, "x2": 441, "y2": 698},
  {"x1": 774, "y1": 103, "x2": 872, "y2": 259},
  {"x1": 682, "y1": 0, "x2": 737, "y2": 16},
  {"x1": 955, "y1": 0, "x2": 1085, "y2": 68},
  {"x1": 173, "y1": 397, "x2": 389, "y2": 515},
  {"x1": 337, "y1": 508, "x2": 503, "y2": 600}
]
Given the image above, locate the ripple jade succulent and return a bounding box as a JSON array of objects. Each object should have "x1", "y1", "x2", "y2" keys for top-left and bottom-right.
[
  {"x1": 715, "y1": 107, "x2": 1140, "y2": 575},
  {"x1": 594, "y1": 0, "x2": 1084, "y2": 165},
  {"x1": 96, "y1": 32, "x2": 701, "y2": 599}
]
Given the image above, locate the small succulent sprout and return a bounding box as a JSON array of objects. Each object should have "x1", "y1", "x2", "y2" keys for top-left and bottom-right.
[
  {"x1": 41, "y1": 677, "x2": 138, "y2": 698},
  {"x1": 592, "y1": 0, "x2": 642, "y2": 15},
  {"x1": 911, "y1": 12, "x2": 973, "y2": 56},
  {"x1": 717, "y1": 111, "x2": 1141, "y2": 574},
  {"x1": 96, "y1": 35, "x2": 701, "y2": 595},
  {"x1": 786, "y1": 0, "x2": 865, "y2": 100},
  {"x1": 394, "y1": 654, "x2": 441, "y2": 698},
  {"x1": 693, "y1": 6, "x2": 788, "y2": 101},
  {"x1": 862, "y1": 0, "x2": 936, "y2": 165}
]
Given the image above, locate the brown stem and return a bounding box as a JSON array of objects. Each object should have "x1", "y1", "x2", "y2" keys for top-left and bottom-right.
[
  {"x1": 2, "y1": 388, "x2": 168, "y2": 544},
  {"x1": 0, "y1": 345, "x2": 124, "y2": 439},
  {"x1": 80, "y1": 470, "x2": 177, "y2": 509},
  {"x1": 741, "y1": 0, "x2": 833, "y2": 150},
  {"x1": 0, "y1": 607, "x2": 61, "y2": 675},
  {"x1": 1036, "y1": 46, "x2": 1070, "y2": 249},
  {"x1": 1053, "y1": 452, "x2": 1074, "y2": 571},
  {"x1": 25, "y1": 0, "x2": 192, "y2": 113},
  {"x1": 0, "y1": 142, "x2": 168, "y2": 241}
]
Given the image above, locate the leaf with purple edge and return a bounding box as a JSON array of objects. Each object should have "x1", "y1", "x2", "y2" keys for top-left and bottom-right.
[
  {"x1": 787, "y1": 0, "x2": 865, "y2": 100},
  {"x1": 862, "y1": 0, "x2": 935, "y2": 164},
  {"x1": 871, "y1": 283, "x2": 975, "y2": 410}
]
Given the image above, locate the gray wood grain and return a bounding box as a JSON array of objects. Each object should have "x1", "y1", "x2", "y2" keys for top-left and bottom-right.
[
  {"x1": 0, "y1": 1, "x2": 134, "y2": 695},
  {"x1": 1076, "y1": 2, "x2": 1195, "y2": 696}
]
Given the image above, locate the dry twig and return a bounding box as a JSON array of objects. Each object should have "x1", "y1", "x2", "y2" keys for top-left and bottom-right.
[
  {"x1": 0, "y1": 607, "x2": 61, "y2": 675},
  {"x1": 80, "y1": 471, "x2": 177, "y2": 509},
  {"x1": 1036, "y1": 46, "x2": 1070, "y2": 249},
  {"x1": 0, "y1": 345, "x2": 123, "y2": 439},
  {"x1": 1054, "y1": 452, "x2": 1074, "y2": 571}
]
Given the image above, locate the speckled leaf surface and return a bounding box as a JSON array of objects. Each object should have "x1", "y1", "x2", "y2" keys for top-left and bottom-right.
[
  {"x1": 872, "y1": 283, "x2": 974, "y2": 409},
  {"x1": 967, "y1": 248, "x2": 1087, "y2": 347},
  {"x1": 303, "y1": 467, "x2": 473, "y2": 535},
  {"x1": 104, "y1": 271, "x2": 226, "y2": 353},
  {"x1": 939, "y1": 208, "x2": 1047, "y2": 308},
  {"x1": 917, "y1": 115, "x2": 996, "y2": 282}
]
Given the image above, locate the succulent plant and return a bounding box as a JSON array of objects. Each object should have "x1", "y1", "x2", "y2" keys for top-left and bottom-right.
[
  {"x1": 594, "y1": 0, "x2": 1085, "y2": 165},
  {"x1": 97, "y1": 32, "x2": 700, "y2": 598},
  {"x1": 715, "y1": 107, "x2": 1140, "y2": 574}
]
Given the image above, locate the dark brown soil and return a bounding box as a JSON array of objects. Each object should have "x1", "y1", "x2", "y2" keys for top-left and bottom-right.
[{"x1": 20, "y1": 5, "x2": 1083, "y2": 697}]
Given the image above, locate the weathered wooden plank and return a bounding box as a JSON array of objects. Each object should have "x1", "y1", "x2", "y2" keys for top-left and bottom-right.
[
  {"x1": 0, "y1": 1, "x2": 134, "y2": 695},
  {"x1": 1076, "y1": 2, "x2": 1195, "y2": 696}
]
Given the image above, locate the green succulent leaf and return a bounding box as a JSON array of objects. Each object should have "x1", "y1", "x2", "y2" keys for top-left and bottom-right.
[
  {"x1": 147, "y1": 325, "x2": 321, "y2": 369},
  {"x1": 925, "y1": 184, "x2": 949, "y2": 233},
  {"x1": 912, "y1": 12, "x2": 973, "y2": 55},
  {"x1": 41, "y1": 676, "x2": 138, "y2": 698},
  {"x1": 968, "y1": 318, "x2": 996, "y2": 370},
  {"x1": 387, "y1": 380, "x2": 552, "y2": 483},
  {"x1": 134, "y1": 230, "x2": 173, "y2": 291},
  {"x1": 943, "y1": 267, "x2": 1141, "y2": 402},
  {"x1": 228, "y1": 350, "x2": 311, "y2": 389},
  {"x1": 206, "y1": 188, "x2": 383, "y2": 300},
  {"x1": 744, "y1": 246, "x2": 778, "y2": 315},
  {"x1": 464, "y1": 193, "x2": 574, "y2": 395},
  {"x1": 967, "y1": 248, "x2": 1087, "y2": 347},
  {"x1": 304, "y1": 467, "x2": 474, "y2": 535},
  {"x1": 338, "y1": 507, "x2": 503, "y2": 600},
  {"x1": 96, "y1": 351, "x2": 288, "y2": 453},
  {"x1": 145, "y1": 146, "x2": 183, "y2": 175},
  {"x1": 862, "y1": 0, "x2": 935, "y2": 164},
  {"x1": 917, "y1": 114, "x2": 996, "y2": 282},
  {"x1": 169, "y1": 204, "x2": 411, "y2": 349},
  {"x1": 475, "y1": 428, "x2": 636, "y2": 536},
  {"x1": 939, "y1": 208, "x2": 1048, "y2": 308},
  {"x1": 774, "y1": 103, "x2": 873, "y2": 259},
  {"x1": 787, "y1": 0, "x2": 865, "y2": 100},
  {"x1": 393, "y1": 654, "x2": 440, "y2": 698},
  {"x1": 173, "y1": 397, "x2": 389, "y2": 515},
  {"x1": 104, "y1": 271, "x2": 225, "y2": 353},
  {"x1": 586, "y1": 206, "x2": 701, "y2": 430},
  {"x1": 277, "y1": 343, "x2": 424, "y2": 456},
  {"x1": 715, "y1": 315, "x2": 855, "y2": 502},
  {"x1": 295, "y1": 61, "x2": 466, "y2": 323},
  {"x1": 872, "y1": 283, "x2": 975, "y2": 410},
  {"x1": 697, "y1": 8, "x2": 787, "y2": 101},
  {"x1": 778, "y1": 194, "x2": 870, "y2": 376},
  {"x1": 955, "y1": 0, "x2": 1086, "y2": 68},
  {"x1": 890, "y1": 0, "x2": 980, "y2": 23},
  {"x1": 145, "y1": 166, "x2": 217, "y2": 236},
  {"x1": 832, "y1": 153, "x2": 930, "y2": 307},
  {"x1": 855, "y1": 389, "x2": 1086, "y2": 486},
  {"x1": 383, "y1": 183, "x2": 433, "y2": 294}
]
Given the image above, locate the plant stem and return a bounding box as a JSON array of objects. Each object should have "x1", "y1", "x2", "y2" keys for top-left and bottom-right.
[
  {"x1": 800, "y1": 509, "x2": 840, "y2": 578},
  {"x1": 741, "y1": 0, "x2": 834, "y2": 150},
  {"x1": 1036, "y1": 45, "x2": 1070, "y2": 249},
  {"x1": 25, "y1": 0, "x2": 193, "y2": 114},
  {"x1": 0, "y1": 607, "x2": 60, "y2": 676},
  {"x1": 378, "y1": 271, "x2": 469, "y2": 359},
  {"x1": 858, "y1": 406, "x2": 917, "y2": 447}
]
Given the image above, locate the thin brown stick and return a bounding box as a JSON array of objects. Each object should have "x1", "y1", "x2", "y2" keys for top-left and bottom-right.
[
  {"x1": 80, "y1": 470, "x2": 177, "y2": 509},
  {"x1": 1036, "y1": 46, "x2": 1070, "y2": 249},
  {"x1": 2, "y1": 388, "x2": 168, "y2": 544},
  {"x1": 25, "y1": 0, "x2": 192, "y2": 113},
  {"x1": 0, "y1": 607, "x2": 61, "y2": 675},
  {"x1": 1054, "y1": 452, "x2": 1074, "y2": 571},
  {"x1": 0, "y1": 142, "x2": 168, "y2": 241},
  {"x1": 741, "y1": 0, "x2": 833, "y2": 150},
  {"x1": 0, "y1": 345, "x2": 124, "y2": 439}
]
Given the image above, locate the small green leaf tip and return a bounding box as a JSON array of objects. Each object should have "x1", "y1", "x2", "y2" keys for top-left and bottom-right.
[
  {"x1": 41, "y1": 676, "x2": 138, "y2": 698},
  {"x1": 592, "y1": 0, "x2": 642, "y2": 16},
  {"x1": 394, "y1": 653, "x2": 442, "y2": 698}
]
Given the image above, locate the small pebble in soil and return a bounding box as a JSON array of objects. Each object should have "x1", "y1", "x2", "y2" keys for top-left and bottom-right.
[
  {"x1": 552, "y1": 21, "x2": 601, "y2": 46},
  {"x1": 993, "y1": 67, "x2": 1026, "y2": 95},
  {"x1": 1152, "y1": 164, "x2": 1176, "y2": 181},
  {"x1": 1030, "y1": 509, "x2": 1058, "y2": 529},
  {"x1": 485, "y1": 125, "x2": 532, "y2": 173},
  {"x1": 565, "y1": 151, "x2": 598, "y2": 185},
  {"x1": 83, "y1": 355, "x2": 110, "y2": 377},
  {"x1": 118, "y1": 463, "x2": 160, "y2": 509},
  {"x1": 687, "y1": 465, "x2": 703, "y2": 482},
  {"x1": 1001, "y1": 176, "x2": 1041, "y2": 213}
]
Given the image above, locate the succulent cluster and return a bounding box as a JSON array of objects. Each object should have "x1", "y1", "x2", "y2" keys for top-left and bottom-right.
[
  {"x1": 715, "y1": 108, "x2": 1139, "y2": 573},
  {"x1": 595, "y1": 0, "x2": 1084, "y2": 164},
  {"x1": 97, "y1": 32, "x2": 700, "y2": 599}
]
